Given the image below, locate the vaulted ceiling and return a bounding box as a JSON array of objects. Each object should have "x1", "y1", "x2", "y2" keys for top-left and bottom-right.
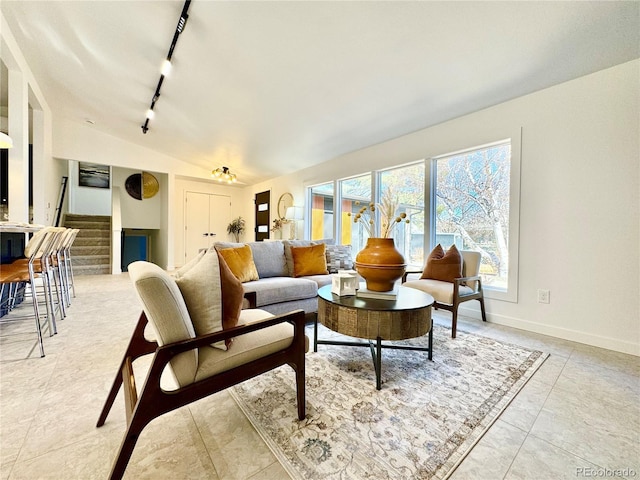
[{"x1": 1, "y1": 1, "x2": 638, "y2": 184}]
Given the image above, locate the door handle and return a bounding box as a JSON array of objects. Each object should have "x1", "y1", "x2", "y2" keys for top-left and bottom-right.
[
  {"x1": 203, "y1": 233, "x2": 209, "y2": 237},
  {"x1": 209, "y1": 233, "x2": 216, "y2": 237}
]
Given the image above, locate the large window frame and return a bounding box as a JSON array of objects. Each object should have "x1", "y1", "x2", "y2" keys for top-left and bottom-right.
[
  {"x1": 304, "y1": 129, "x2": 521, "y2": 303},
  {"x1": 429, "y1": 136, "x2": 520, "y2": 302}
]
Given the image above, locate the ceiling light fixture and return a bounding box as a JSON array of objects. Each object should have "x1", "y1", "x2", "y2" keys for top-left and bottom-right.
[
  {"x1": 211, "y1": 166, "x2": 237, "y2": 184},
  {"x1": 0, "y1": 132, "x2": 13, "y2": 149},
  {"x1": 141, "y1": 0, "x2": 191, "y2": 134}
]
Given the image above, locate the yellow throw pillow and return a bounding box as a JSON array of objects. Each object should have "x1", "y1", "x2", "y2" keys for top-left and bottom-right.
[
  {"x1": 291, "y1": 243, "x2": 329, "y2": 277},
  {"x1": 420, "y1": 244, "x2": 463, "y2": 283},
  {"x1": 218, "y1": 245, "x2": 259, "y2": 283}
]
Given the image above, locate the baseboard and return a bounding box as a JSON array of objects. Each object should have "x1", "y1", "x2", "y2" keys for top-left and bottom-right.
[{"x1": 457, "y1": 305, "x2": 640, "y2": 357}]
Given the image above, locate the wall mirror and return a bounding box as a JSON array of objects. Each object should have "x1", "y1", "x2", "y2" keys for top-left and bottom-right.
[{"x1": 277, "y1": 192, "x2": 294, "y2": 218}]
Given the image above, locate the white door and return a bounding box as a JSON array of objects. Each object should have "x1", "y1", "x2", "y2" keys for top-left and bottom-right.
[{"x1": 184, "y1": 192, "x2": 231, "y2": 263}]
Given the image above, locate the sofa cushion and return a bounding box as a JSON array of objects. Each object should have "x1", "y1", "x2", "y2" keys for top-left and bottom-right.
[
  {"x1": 421, "y1": 244, "x2": 462, "y2": 283},
  {"x1": 403, "y1": 278, "x2": 473, "y2": 305},
  {"x1": 218, "y1": 244, "x2": 260, "y2": 283},
  {"x1": 291, "y1": 243, "x2": 329, "y2": 277},
  {"x1": 174, "y1": 249, "x2": 227, "y2": 350},
  {"x1": 301, "y1": 273, "x2": 333, "y2": 288},
  {"x1": 241, "y1": 277, "x2": 318, "y2": 307},
  {"x1": 248, "y1": 241, "x2": 288, "y2": 278},
  {"x1": 195, "y1": 309, "x2": 297, "y2": 382},
  {"x1": 325, "y1": 244, "x2": 354, "y2": 273}
]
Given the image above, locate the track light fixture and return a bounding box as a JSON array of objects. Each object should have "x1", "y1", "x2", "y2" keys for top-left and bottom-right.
[
  {"x1": 211, "y1": 166, "x2": 238, "y2": 184},
  {"x1": 141, "y1": 0, "x2": 191, "y2": 134}
]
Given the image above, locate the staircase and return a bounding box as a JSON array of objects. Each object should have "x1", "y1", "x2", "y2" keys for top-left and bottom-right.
[{"x1": 63, "y1": 214, "x2": 111, "y2": 275}]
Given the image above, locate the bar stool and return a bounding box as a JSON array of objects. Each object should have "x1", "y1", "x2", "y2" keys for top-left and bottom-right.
[{"x1": 0, "y1": 227, "x2": 61, "y2": 357}]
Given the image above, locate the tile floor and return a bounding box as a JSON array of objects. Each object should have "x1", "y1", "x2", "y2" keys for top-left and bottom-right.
[{"x1": 0, "y1": 274, "x2": 638, "y2": 480}]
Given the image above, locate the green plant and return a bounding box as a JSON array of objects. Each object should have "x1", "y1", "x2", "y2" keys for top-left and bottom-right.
[
  {"x1": 270, "y1": 217, "x2": 288, "y2": 233},
  {"x1": 227, "y1": 216, "x2": 246, "y2": 242}
]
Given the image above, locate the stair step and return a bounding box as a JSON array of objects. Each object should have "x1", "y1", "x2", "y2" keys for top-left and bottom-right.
[
  {"x1": 64, "y1": 220, "x2": 111, "y2": 230},
  {"x1": 72, "y1": 245, "x2": 110, "y2": 256},
  {"x1": 75, "y1": 229, "x2": 111, "y2": 238},
  {"x1": 64, "y1": 214, "x2": 111, "y2": 223},
  {"x1": 73, "y1": 264, "x2": 111, "y2": 275},
  {"x1": 72, "y1": 237, "x2": 110, "y2": 247},
  {"x1": 73, "y1": 254, "x2": 110, "y2": 266}
]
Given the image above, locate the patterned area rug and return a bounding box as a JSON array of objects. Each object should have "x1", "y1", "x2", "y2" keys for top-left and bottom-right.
[{"x1": 230, "y1": 324, "x2": 548, "y2": 480}]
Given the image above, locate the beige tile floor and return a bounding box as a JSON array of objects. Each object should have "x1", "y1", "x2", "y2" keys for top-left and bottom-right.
[{"x1": 1, "y1": 274, "x2": 638, "y2": 480}]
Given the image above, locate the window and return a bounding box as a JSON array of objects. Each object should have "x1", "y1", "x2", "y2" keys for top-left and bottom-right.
[
  {"x1": 378, "y1": 163, "x2": 425, "y2": 267},
  {"x1": 432, "y1": 141, "x2": 511, "y2": 291},
  {"x1": 304, "y1": 131, "x2": 520, "y2": 302},
  {"x1": 309, "y1": 182, "x2": 334, "y2": 241},
  {"x1": 339, "y1": 174, "x2": 372, "y2": 254}
]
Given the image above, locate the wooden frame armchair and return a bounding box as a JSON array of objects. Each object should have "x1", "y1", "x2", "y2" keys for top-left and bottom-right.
[
  {"x1": 402, "y1": 250, "x2": 487, "y2": 338},
  {"x1": 97, "y1": 261, "x2": 306, "y2": 480}
]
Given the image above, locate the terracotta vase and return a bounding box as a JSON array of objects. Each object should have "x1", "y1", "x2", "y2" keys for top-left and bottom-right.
[{"x1": 354, "y1": 237, "x2": 406, "y2": 292}]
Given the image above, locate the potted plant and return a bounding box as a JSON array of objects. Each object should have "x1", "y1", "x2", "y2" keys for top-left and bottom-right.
[{"x1": 227, "y1": 216, "x2": 246, "y2": 242}]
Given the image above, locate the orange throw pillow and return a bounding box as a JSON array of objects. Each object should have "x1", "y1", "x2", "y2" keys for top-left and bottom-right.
[
  {"x1": 218, "y1": 245, "x2": 259, "y2": 283},
  {"x1": 421, "y1": 244, "x2": 462, "y2": 283},
  {"x1": 217, "y1": 252, "x2": 244, "y2": 348},
  {"x1": 291, "y1": 243, "x2": 329, "y2": 277}
]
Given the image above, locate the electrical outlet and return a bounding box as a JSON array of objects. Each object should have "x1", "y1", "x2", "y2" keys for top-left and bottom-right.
[{"x1": 537, "y1": 289, "x2": 550, "y2": 304}]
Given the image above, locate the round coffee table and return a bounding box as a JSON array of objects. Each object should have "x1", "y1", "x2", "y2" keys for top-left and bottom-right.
[{"x1": 315, "y1": 284, "x2": 434, "y2": 390}]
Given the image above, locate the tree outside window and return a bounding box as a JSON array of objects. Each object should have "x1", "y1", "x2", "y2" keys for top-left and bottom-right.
[{"x1": 434, "y1": 142, "x2": 511, "y2": 289}]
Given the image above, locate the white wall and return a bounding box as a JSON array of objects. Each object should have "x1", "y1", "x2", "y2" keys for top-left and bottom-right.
[
  {"x1": 111, "y1": 167, "x2": 163, "y2": 229},
  {"x1": 1, "y1": 13, "x2": 56, "y2": 226},
  {"x1": 245, "y1": 60, "x2": 640, "y2": 355},
  {"x1": 67, "y1": 159, "x2": 111, "y2": 216}
]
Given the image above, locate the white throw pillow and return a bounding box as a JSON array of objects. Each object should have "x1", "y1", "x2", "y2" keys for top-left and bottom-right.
[{"x1": 174, "y1": 250, "x2": 225, "y2": 350}]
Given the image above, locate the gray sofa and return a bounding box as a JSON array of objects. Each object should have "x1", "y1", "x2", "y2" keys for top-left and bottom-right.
[{"x1": 214, "y1": 240, "x2": 353, "y2": 316}]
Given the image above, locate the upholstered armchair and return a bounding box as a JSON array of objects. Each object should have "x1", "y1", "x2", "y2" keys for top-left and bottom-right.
[
  {"x1": 402, "y1": 250, "x2": 487, "y2": 338},
  {"x1": 97, "y1": 255, "x2": 307, "y2": 480}
]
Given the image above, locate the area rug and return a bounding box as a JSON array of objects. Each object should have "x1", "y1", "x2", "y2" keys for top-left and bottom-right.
[{"x1": 230, "y1": 324, "x2": 548, "y2": 480}]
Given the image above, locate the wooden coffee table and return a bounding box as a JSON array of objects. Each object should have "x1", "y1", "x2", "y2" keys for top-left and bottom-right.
[{"x1": 315, "y1": 284, "x2": 434, "y2": 390}]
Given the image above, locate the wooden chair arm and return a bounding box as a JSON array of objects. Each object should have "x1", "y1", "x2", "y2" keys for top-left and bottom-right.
[
  {"x1": 454, "y1": 274, "x2": 481, "y2": 285},
  {"x1": 402, "y1": 269, "x2": 423, "y2": 283}
]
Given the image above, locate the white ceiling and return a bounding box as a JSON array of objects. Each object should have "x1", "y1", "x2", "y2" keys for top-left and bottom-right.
[{"x1": 1, "y1": 1, "x2": 638, "y2": 185}]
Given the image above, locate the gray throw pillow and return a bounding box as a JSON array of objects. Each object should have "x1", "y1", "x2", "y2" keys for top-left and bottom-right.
[
  {"x1": 325, "y1": 244, "x2": 354, "y2": 273},
  {"x1": 248, "y1": 241, "x2": 288, "y2": 278}
]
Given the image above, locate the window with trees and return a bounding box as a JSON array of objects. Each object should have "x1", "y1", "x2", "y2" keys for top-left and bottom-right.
[
  {"x1": 433, "y1": 141, "x2": 511, "y2": 290},
  {"x1": 305, "y1": 134, "x2": 520, "y2": 300}
]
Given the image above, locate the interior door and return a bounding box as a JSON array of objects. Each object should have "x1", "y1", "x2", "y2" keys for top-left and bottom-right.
[
  {"x1": 254, "y1": 190, "x2": 270, "y2": 241},
  {"x1": 184, "y1": 192, "x2": 231, "y2": 262},
  {"x1": 207, "y1": 194, "x2": 231, "y2": 244}
]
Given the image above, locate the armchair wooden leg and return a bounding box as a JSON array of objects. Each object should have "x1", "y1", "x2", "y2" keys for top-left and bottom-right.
[
  {"x1": 108, "y1": 420, "x2": 145, "y2": 480},
  {"x1": 97, "y1": 313, "x2": 158, "y2": 427},
  {"x1": 451, "y1": 308, "x2": 458, "y2": 339},
  {"x1": 107, "y1": 394, "x2": 158, "y2": 480},
  {"x1": 479, "y1": 297, "x2": 487, "y2": 322},
  {"x1": 296, "y1": 365, "x2": 305, "y2": 421}
]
